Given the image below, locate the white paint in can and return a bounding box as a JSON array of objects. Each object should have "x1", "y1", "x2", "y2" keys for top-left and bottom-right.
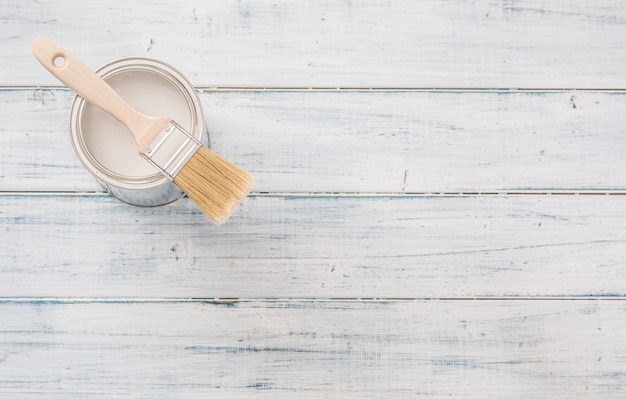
[{"x1": 69, "y1": 58, "x2": 207, "y2": 206}]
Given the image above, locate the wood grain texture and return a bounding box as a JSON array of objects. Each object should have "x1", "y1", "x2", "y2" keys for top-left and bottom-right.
[
  {"x1": 1, "y1": 194, "x2": 625, "y2": 298},
  {"x1": 3, "y1": 89, "x2": 626, "y2": 192},
  {"x1": 3, "y1": 0, "x2": 626, "y2": 396},
  {"x1": 5, "y1": 0, "x2": 626, "y2": 88},
  {"x1": 0, "y1": 300, "x2": 624, "y2": 398}
]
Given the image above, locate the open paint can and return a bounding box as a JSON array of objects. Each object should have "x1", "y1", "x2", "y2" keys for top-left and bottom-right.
[{"x1": 69, "y1": 58, "x2": 207, "y2": 206}]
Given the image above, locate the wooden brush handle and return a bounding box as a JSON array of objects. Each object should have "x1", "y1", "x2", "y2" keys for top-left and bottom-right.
[{"x1": 31, "y1": 37, "x2": 169, "y2": 153}]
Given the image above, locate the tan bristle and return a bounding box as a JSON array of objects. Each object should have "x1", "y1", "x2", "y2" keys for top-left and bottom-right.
[{"x1": 173, "y1": 146, "x2": 254, "y2": 224}]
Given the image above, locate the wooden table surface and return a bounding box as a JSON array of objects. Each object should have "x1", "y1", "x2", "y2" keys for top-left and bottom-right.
[{"x1": 2, "y1": 1, "x2": 626, "y2": 397}]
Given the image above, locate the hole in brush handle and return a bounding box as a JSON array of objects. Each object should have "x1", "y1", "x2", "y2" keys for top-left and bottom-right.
[{"x1": 53, "y1": 54, "x2": 65, "y2": 68}]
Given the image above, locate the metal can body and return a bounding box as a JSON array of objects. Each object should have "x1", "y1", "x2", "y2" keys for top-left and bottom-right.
[{"x1": 69, "y1": 58, "x2": 207, "y2": 206}]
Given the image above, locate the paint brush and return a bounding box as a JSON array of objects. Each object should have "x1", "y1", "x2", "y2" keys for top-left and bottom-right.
[{"x1": 31, "y1": 37, "x2": 253, "y2": 224}]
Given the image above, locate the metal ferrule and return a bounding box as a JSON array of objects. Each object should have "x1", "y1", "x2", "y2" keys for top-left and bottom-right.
[{"x1": 142, "y1": 121, "x2": 202, "y2": 181}]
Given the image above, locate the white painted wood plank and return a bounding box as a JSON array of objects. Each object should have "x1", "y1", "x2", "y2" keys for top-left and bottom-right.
[
  {"x1": 1, "y1": 194, "x2": 625, "y2": 298},
  {"x1": 6, "y1": 0, "x2": 626, "y2": 88},
  {"x1": 0, "y1": 299, "x2": 624, "y2": 397},
  {"x1": 3, "y1": 89, "x2": 626, "y2": 192},
  {"x1": 0, "y1": 89, "x2": 94, "y2": 191},
  {"x1": 204, "y1": 90, "x2": 626, "y2": 192}
]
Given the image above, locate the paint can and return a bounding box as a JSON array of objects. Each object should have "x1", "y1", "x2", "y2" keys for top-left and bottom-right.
[{"x1": 69, "y1": 58, "x2": 207, "y2": 206}]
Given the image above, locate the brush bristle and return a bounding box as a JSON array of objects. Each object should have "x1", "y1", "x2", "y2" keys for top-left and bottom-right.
[{"x1": 173, "y1": 146, "x2": 253, "y2": 224}]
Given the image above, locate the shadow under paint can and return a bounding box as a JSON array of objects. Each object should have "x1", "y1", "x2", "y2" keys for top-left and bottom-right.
[{"x1": 69, "y1": 57, "x2": 208, "y2": 207}]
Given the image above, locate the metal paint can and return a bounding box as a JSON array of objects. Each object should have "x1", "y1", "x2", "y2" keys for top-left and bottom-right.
[{"x1": 69, "y1": 58, "x2": 207, "y2": 206}]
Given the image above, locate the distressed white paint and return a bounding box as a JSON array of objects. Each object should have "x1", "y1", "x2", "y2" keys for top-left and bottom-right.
[
  {"x1": 4, "y1": 0, "x2": 626, "y2": 88},
  {"x1": 1, "y1": 194, "x2": 626, "y2": 298},
  {"x1": 3, "y1": 89, "x2": 626, "y2": 192},
  {"x1": 2, "y1": 0, "x2": 626, "y2": 397},
  {"x1": 0, "y1": 300, "x2": 624, "y2": 398}
]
